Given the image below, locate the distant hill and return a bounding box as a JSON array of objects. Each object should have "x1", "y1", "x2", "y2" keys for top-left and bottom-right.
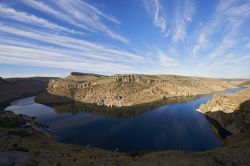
[
  {"x1": 0, "y1": 77, "x2": 55, "y2": 108},
  {"x1": 221, "y1": 79, "x2": 247, "y2": 86},
  {"x1": 70, "y1": 72, "x2": 104, "y2": 77},
  {"x1": 240, "y1": 80, "x2": 250, "y2": 87},
  {"x1": 64, "y1": 72, "x2": 105, "y2": 81}
]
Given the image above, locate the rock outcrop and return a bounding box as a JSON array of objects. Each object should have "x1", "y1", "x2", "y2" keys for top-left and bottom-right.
[
  {"x1": 41, "y1": 73, "x2": 235, "y2": 107},
  {"x1": 198, "y1": 87, "x2": 250, "y2": 134}
]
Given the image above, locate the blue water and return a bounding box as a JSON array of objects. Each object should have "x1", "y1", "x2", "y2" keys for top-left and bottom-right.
[{"x1": 4, "y1": 87, "x2": 245, "y2": 152}]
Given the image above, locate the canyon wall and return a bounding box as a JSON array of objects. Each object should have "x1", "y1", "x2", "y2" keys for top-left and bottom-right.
[
  {"x1": 198, "y1": 87, "x2": 250, "y2": 134},
  {"x1": 44, "y1": 73, "x2": 235, "y2": 107}
]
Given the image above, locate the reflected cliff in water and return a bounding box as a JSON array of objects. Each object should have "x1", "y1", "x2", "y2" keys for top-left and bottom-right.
[{"x1": 51, "y1": 95, "x2": 200, "y2": 117}]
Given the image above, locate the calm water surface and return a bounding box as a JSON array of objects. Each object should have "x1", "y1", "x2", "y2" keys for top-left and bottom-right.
[{"x1": 5, "y1": 87, "x2": 245, "y2": 152}]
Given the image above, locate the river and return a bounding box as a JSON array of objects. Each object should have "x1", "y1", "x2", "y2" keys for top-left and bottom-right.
[{"x1": 4, "y1": 87, "x2": 245, "y2": 152}]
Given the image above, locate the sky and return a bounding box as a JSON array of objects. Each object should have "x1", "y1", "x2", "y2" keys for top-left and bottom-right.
[{"x1": 0, "y1": 0, "x2": 250, "y2": 78}]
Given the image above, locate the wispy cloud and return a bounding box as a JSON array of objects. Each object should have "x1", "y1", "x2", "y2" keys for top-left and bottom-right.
[
  {"x1": 20, "y1": 0, "x2": 128, "y2": 44},
  {"x1": 20, "y1": 0, "x2": 94, "y2": 32},
  {"x1": 0, "y1": 24, "x2": 143, "y2": 64},
  {"x1": 0, "y1": 37, "x2": 143, "y2": 74},
  {"x1": 157, "y1": 49, "x2": 179, "y2": 67},
  {"x1": 0, "y1": 0, "x2": 145, "y2": 75},
  {"x1": 0, "y1": 4, "x2": 80, "y2": 34},
  {"x1": 71, "y1": 0, "x2": 120, "y2": 24},
  {"x1": 172, "y1": 0, "x2": 195, "y2": 42},
  {"x1": 0, "y1": 0, "x2": 249, "y2": 78},
  {"x1": 0, "y1": 44, "x2": 134, "y2": 73},
  {"x1": 53, "y1": 0, "x2": 129, "y2": 44},
  {"x1": 193, "y1": 52, "x2": 250, "y2": 78},
  {"x1": 192, "y1": 0, "x2": 250, "y2": 57},
  {"x1": 143, "y1": 0, "x2": 167, "y2": 34},
  {"x1": 246, "y1": 42, "x2": 250, "y2": 48}
]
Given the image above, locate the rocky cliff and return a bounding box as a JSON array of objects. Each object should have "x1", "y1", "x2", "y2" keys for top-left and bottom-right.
[
  {"x1": 41, "y1": 73, "x2": 235, "y2": 107},
  {"x1": 198, "y1": 87, "x2": 250, "y2": 134}
]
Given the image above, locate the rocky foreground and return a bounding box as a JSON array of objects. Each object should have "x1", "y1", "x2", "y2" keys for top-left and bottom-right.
[
  {"x1": 198, "y1": 87, "x2": 250, "y2": 134},
  {"x1": 38, "y1": 72, "x2": 236, "y2": 107}
]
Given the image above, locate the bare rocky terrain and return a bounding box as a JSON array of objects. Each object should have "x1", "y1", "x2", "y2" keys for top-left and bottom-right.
[
  {"x1": 198, "y1": 86, "x2": 250, "y2": 134},
  {"x1": 38, "y1": 72, "x2": 236, "y2": 107}
]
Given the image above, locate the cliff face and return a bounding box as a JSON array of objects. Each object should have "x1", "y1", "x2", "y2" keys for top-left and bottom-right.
[
  {"x1": 45, "y1": 73, "x2": 235, "y2": 107},
  {"x1": 198, "y1": 87, "x2": 250, "y2": 134}
]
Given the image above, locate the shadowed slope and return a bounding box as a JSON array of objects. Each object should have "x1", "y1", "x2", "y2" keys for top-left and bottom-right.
[{"x1": 0, "y1": 77, "x2": 53, "y2": 109}]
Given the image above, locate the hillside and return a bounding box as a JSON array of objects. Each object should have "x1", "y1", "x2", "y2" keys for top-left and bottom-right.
[
  {"x1": 0, "y1": 77, "x2": 53, "y2": 108},
  {"x1": 37, "y1": 73, "x2": 236, "y2": 107}
]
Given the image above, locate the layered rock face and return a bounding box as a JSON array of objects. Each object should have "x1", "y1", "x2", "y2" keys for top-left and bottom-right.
[
  {"x1": 45, "y1": 73, "x2": 235, "y2": 107},
  {"x1": 198, "y1": 87, "x2": 250, "y2": 134}
]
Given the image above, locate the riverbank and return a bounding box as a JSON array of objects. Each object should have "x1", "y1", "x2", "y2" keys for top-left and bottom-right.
[{"x1": 0, "y1": 111, "x2": 132, "y2": 165}]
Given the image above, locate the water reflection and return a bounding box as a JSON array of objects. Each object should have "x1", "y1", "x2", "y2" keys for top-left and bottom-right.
[
  {"x1": 4, "y1": 87, "x2": 244, "y2": 152},
  {"x1": 52, "y1": 95, "x2": 200, "y2": 117}
]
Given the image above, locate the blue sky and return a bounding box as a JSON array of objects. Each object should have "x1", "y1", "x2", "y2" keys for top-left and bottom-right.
[{"x1": 0, "y1": 0, "x2": 250, "y2": 78}]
